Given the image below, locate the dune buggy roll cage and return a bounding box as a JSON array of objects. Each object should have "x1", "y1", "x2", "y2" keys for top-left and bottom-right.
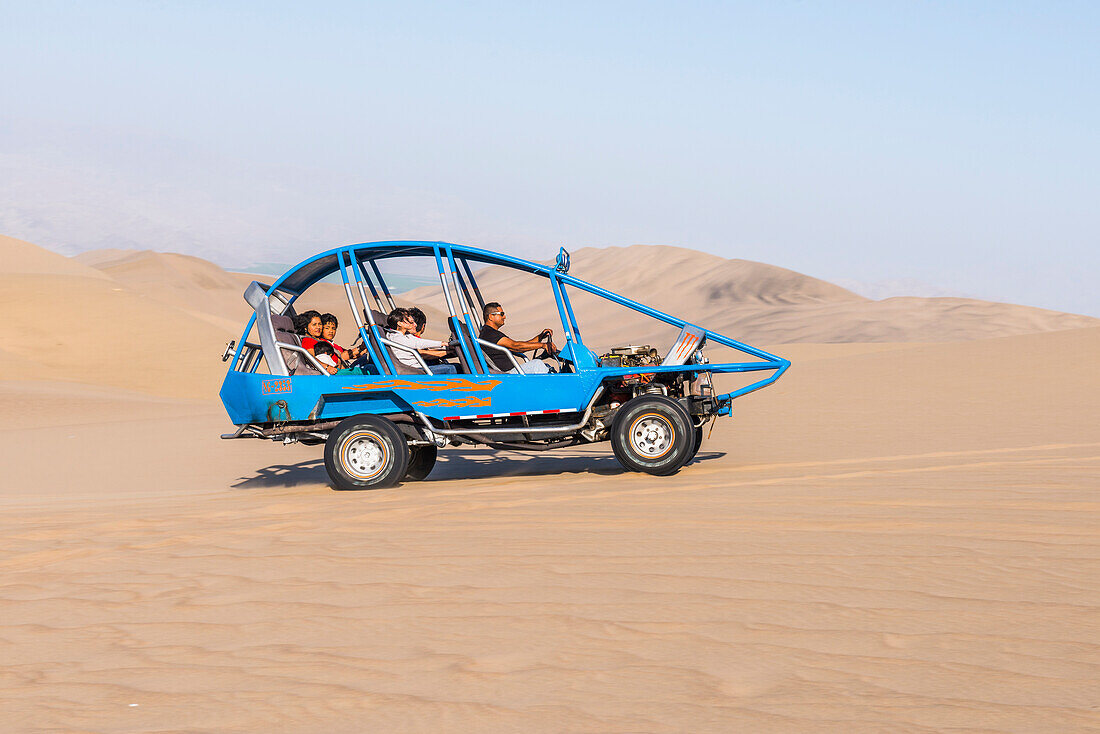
[{"x1": 227, "y1": 241, "x2": 790, "y2": 404}]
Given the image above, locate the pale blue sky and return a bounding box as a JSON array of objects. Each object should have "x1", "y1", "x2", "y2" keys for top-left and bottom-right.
[{"x1": 2, "y1": 1, "x2": 1098, "y2": 314}]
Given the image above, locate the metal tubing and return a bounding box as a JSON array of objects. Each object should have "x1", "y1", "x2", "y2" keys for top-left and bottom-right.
[
  {"x1": 337, "y1": 252, "x2": 388, "y2": 373},
  {"x1": 459, "y1": 258, "x2": 486, "y2": 312},
  {"x1": 378, "y1": 335, "x2": 433, "y2": 374},
  {"x1": 349, "y1": 252, "x2": 396, "y2": 374},
  {"x1": 559, "y1": 272, "x2": 788, "y2": 364},
  {"x1": 434, "y1": 245, "x2": 479, "y2": 372},
  {"x1": 445, "y1": 246, "x2": 491, "y2": 373},
  {"x1": 549, "y1": 274, "x2": 574, "y2": 345},
  {"x1": 452, "y1": 263, "x2": 482, "y2": 329},
  {"x1": 369, "y1": 260, "x2": 398, "y2": 312},
  {"x1": 475, "y1": 337, "x2": 525, "y2": 373},
  {"x1": 467, "y1": 437, "x2": 587, "y2": 452},
  {"x1": 278, "y1": 342, "x2": 332, "y2": 373},
  {"x1": 352, "y1": 253, "x2": 386, "y2": 318},
  {"x1": 244, "y1": 240, "x2": 789, "y2": 407},
  {"x1": 230, "y1": 313, "x2": 257, "y2": 370},
  {"x1": 353, "y1": 254, "x2": 386, "y2": 313},
  {"x1": 555, "y1": 275, "x2": 582, "y2": 340},
  {"x1": 433, "y1": 246, "x2": 458, "y2": 316}
]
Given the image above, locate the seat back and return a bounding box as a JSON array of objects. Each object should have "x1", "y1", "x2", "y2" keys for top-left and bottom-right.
[
  {"x1": 386, "y1": 345, "x2": 427, "y2": 375},
  {"x1": 271, "y1": 313, "x2": 322, "y2": 376},
  {"x1": 449, "y1": 317, "x2": 501, "y2": 374},
  {"x1": 244, "y1": 281, "x2": 288, "y2": 376},
  {"x1": 358, "y1": 309, "x2": 395, "y2": 375}
]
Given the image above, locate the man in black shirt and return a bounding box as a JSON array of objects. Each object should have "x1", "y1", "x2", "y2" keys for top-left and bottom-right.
[{"x1": 477, "y1": 301, "x2": 558, "y2": 374}]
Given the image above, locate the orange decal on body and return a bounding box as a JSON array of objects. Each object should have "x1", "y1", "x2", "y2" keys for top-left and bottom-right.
[
  {"x1": 414, "y1": 396, "x2": 491, "y2": 408},
  {"x1": 341, "y1": 378, "x2": 500, "y2": 393}
]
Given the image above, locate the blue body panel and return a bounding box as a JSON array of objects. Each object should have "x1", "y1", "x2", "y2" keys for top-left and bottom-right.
[
  {"x1": 220, "y1": 370, "x2": 602, "y2": 425},
  {"x1": 219, "y1": 240, "x2": 790, "y2": 427}
]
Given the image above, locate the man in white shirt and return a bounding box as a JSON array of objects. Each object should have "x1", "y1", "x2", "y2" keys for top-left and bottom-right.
[{"x1": 385, "y1": 308, "x2": 458, "y2": 375}]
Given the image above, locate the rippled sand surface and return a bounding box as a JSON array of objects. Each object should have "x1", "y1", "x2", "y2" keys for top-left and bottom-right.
[{"x1": 2, "y1": 331, "x2": 1099, "y2": 732}]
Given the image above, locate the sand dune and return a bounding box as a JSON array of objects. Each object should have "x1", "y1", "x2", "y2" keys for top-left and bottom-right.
[
  {"x1": 3, "y1": 234, "x2": 1099, "y2": 731},
  {"x1": 0, "y1": 238, "x2": 236, "y2": 397},
  {"x1": 405, "y1": 244, "x2": 1098, "y2": 349},
  {"x1": 1, "y1": 326, "x2": 1097, "y2": 732},
  {"x1": 0, "y1": 233, "x2": 110, "y2": 279}
]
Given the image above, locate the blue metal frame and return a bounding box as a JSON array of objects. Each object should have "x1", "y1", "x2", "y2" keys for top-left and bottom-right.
[{"x1": 219, "y1": 240, "x2": 790, "y2": 427}]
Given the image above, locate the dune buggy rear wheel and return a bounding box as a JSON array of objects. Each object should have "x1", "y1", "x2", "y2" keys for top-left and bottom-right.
[
  {"x1": 404, "y1": 444, "x2": 438, "y2": 481},
  {"x1": 610, "y1": 396, "x2": 694, "y2": 475},
  {"x1": 324, "y1": 415, "x2": 409, "y2": 490}
]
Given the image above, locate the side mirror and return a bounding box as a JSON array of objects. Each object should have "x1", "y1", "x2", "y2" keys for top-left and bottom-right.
[{"x1": 555, "y1": 246, "x2": 570, "y2": 274}]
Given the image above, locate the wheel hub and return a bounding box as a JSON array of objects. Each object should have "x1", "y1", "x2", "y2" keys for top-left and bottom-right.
[
  {"x1": 631, "y1": 415, "x2": 672, "y2": 458},
  {"x1": 341, "y1": 430, "x2": 388, "y2": 479}
]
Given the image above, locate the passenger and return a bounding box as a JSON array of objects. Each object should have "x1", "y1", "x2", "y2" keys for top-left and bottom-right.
[
  {"x1": 314, "y1": 341, "x2": 365, "y2": 376},
  {"x1": 408, "y1": 307, "x2": 428, "y2": 337},
  {"x1": 295, "y1": 310, "x2": 324, "y2": 350},
  {"x1": 478, "y1": 301, "x2": 557, "y2": 374},
  {"x1": 386, "y1": 308, "x2": 458, "y2": 375},
  {"x1": 310, "y1": 341, "x2": 340, "y2": 375},
  {"x1": 407, "y1": 307, "x2": 449, "y2": 368},
  {"x1": 318, "y1": 313, "x2": 362, "y2": 364}
]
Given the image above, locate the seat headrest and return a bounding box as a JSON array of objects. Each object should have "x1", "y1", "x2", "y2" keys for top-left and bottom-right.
[
  {"x1": 363, "y1": 309, "x2": 390, "y2": 328},
  {"x1": 271, "y1": 313, "x2": 295, "y2": 332}
]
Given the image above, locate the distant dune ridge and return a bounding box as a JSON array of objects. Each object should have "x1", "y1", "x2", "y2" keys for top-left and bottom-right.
[
  {"x1": 0, "y1": 233, "x2": 109, "y2": 279},
  {"x1": 2, "y1": 234, "x2": 1097, "y2": 397},
  {"x1": 404, "y1": 244, "x2": 1098, "y2": 348}
]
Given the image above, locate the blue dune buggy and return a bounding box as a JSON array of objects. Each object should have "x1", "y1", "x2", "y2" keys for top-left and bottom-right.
[{"x1": 219, "y1": 241, "x2": 790, "y2": 489}]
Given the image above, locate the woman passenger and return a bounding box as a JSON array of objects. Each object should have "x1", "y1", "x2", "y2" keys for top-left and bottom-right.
[{"x1": 295, "y1": 310, "x2": 324, "y2": 350}]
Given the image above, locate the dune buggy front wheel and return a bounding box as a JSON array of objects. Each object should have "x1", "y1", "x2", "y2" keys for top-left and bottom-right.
[
  {"x1": 610, "y1": 396, "x2": 694, "y2": 475},
  {"x1": 324, "y1": 414, "x2": 409, "y2": 490}
]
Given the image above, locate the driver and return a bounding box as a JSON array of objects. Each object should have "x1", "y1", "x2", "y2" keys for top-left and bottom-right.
[{"x1": 478, "y1": 301, "x2": 557, "y2": 374}]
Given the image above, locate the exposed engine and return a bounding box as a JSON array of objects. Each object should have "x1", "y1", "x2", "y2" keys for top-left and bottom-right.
[
  {"x1": 600, "y1": 345, "x2": 669, "y2": 398},
  {"x1": 599, "y1": 345, "x2": 660, "y2": 371}
]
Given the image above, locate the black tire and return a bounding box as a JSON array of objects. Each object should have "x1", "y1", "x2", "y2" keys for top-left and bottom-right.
[
  {"x1": 610, "y1": 396, "x2": 694, "y2": 475},
  {"x1": 324, "y1": 414, "x2": 409, "y2": 490},
  {"x1": 404, "y1": 444, "x2": 438, "y2": 481}
]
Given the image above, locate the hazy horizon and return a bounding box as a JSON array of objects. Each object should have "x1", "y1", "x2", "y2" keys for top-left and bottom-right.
[{"x1": 3, "y1": 2, "x2": 1097, "y2": 315}]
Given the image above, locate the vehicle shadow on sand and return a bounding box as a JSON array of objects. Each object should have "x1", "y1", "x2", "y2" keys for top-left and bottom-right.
[{"x1": 232, "y1": 447, "x2": 727, "y2": 490}]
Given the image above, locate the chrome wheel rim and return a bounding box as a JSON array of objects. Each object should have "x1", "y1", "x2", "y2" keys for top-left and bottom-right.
[
  {"x1": 340, "y1": 429, "x2": 389, "y2": 480},
  {"x1": 629, "y1": 413, "x2": 674, "y2": 459}
]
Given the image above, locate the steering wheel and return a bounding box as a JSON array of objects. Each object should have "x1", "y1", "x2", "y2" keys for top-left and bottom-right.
[{"x1": 536, "y1": 330, "x2": 562, "y2": 370}]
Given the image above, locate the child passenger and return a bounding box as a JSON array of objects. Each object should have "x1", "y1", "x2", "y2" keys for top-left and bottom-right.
[
  {"x1": 313, "y1": 341, "x2": 364, "y2": 376},
  {"x1": 318, "y1": 313, "x2": 361, "y2": 363}
]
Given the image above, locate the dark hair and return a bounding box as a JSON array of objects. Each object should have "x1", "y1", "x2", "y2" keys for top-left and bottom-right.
[
  {"x1": 321, "y1": 313, "x2": 338, "y2": 328},
  {"x1": 294, "y1": 310, "x2": 322, "y2": 335},
  {"x1": 386, "y1": 308, "x2": 411, "y2": 330},
  {"x1": 408, "y1": 307, "x2": 426, "y2": 332},
  {"x1": 312, "y1": 341, "x2": 335, "y2": 356},
  {"x1": 483, "y1": 301, "x2": 502, "y2": 321}
]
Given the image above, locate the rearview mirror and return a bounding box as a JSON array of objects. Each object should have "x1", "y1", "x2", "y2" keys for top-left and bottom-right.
[{"x1": 555, "y1": 246, "x2": 570, "y2": 274}]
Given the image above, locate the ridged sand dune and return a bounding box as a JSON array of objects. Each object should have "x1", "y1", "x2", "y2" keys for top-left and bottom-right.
[{"x1": 2, "y1": 234, "x2": 1098, "y2": 732}]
